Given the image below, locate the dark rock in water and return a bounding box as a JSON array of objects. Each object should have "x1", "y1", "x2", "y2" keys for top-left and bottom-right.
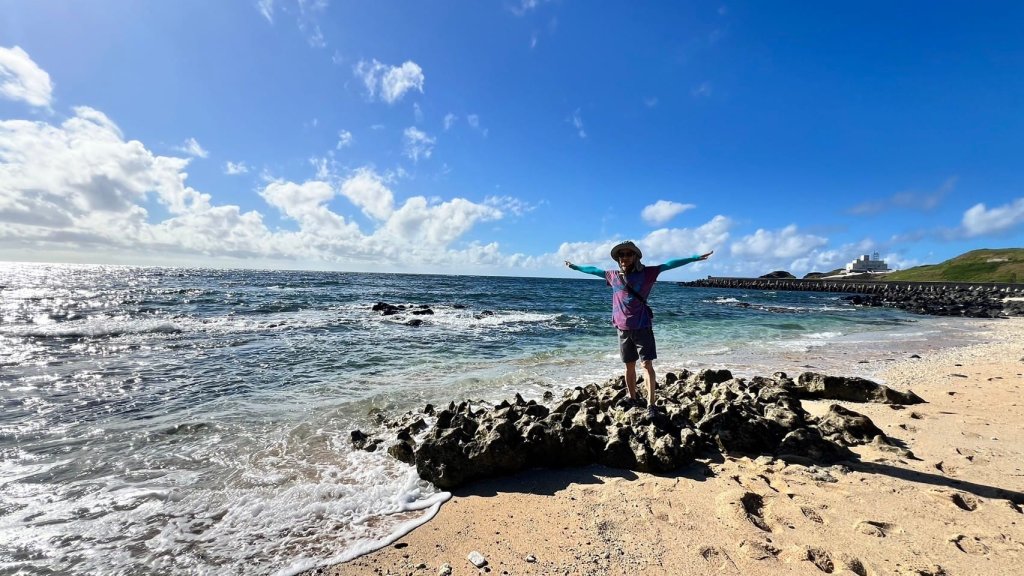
[
  {"x1": 411, "y1": 308, "x2": 434, "y2": 315},
  {"x1": 372, "y1": 301, "x2": 407, "y2": 316},
  {"x1": 405, "y1": 319, "x2": 424, "y2": 327},
  {"x1": 791, "y1": 372, "x2": 924, "y2": 405},
  {"x1": 350, "y1": 429, "x2": 381, "y2": 452},
  {"x1": 388, "y1": 439, "x2": 416, "y2": 464},
  {"x1": 474, "y1": 310, "x2": 495, "y2": 319}
]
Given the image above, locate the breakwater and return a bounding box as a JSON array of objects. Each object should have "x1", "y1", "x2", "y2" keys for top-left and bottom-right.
[{"x1": 678, "y1": 277, "x2": 1024, "y2": 318}]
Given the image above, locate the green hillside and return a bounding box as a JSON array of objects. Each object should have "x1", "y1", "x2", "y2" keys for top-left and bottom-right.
[{"x1": 884, "y1": 248, "x2": 1024, "y2": 283}]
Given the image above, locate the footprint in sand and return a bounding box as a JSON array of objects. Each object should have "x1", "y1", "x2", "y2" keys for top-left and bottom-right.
[
  {"x1": 927, "y1": 489, "x2": 980, "y2": 511},
  {"x1": 800, "y1": 506, "x2": 825, "y2": 524},
  {"x1": 740, "y1": 492, "x2": 771, "y2": 532},
  {"x1": 738, "y1": 538, "x2": 780, "y2": 561},
  {"x1": 699, "y1": 545, "x2": 739, "y2": 571},
  {"x1": 716, "y1": 490, "x2": 772, "y2": 532},
  {"x1": 781, "y1": 545, "x2": 838, "y2": 573},
  {"x1": 898, "y1": 565, "x2": 948, "y2": 576},
  {"x1": 951, "y1": 534, "x2": 990, "y2": 555},
  {"x1": 854, "y1": 519, "x2": 897, "y2": 538},
  {"x1": 807, "y1": 547, "x2": 835, "y2": 573}
]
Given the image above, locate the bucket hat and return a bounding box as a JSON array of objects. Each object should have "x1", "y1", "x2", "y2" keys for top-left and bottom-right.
[{"x1": 610, "y1": 240, "x2": 642, "y2": 260}]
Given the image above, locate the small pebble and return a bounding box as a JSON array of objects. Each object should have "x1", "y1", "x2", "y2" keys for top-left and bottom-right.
[
  {"x1": 438, "y1": 563, "x2": 453, "y2": 576},
  {"x1": 525, "y1": 554, "x2": 537, "y2": 563},
  {"x1": 468, "y1": 551, "x2": 487, "y2": 568}
]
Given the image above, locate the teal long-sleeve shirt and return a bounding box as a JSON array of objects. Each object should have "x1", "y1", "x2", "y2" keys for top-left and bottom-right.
[
  {"x1": 568, "y1": 256, "x2": 703, "y2": 278},
  {"x1": 568, "y1": 256, "x2": 703, "y2": 329}
]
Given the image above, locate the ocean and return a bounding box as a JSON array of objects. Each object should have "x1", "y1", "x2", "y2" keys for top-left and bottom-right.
[{"x1": 0, "y1": 262, "x2": 981, "y2": 575}]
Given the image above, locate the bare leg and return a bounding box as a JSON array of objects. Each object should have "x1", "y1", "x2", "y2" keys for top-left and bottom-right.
[
  {"x1": 624, "y1": 361, "x2": 638, "y2": 399},
  {"x1": 641, "y1": 360, "x2": 656, "y2": 406}
]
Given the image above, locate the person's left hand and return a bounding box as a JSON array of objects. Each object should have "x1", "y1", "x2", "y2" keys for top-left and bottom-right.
[
  {"x1": 564, "y1": 260, "x2": 573, "y2": 267},
  {"x1": 698, "y1": 250, "x2": 714, "y2": 261}
]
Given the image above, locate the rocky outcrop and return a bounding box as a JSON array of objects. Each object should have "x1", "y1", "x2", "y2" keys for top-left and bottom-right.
[
  {"x1": 352, "y1": 370, "x2": 922, "y2": 489},
  {"x1": 679, "y1": 278, "x2": 1024, "y2": 318},
  {"x1": 786, "y1": 372, "x2": 924, "y2": 405}
]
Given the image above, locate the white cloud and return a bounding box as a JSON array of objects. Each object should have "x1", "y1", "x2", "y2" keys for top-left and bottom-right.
[
  {"x1": 354, "y1": 59, "x2": 424, "y2": 104},
  {"x1": 340, "y1": 168, "x2": 394, "y2": 221},
  {"x1": 557, "y1": 215, "x2": 732, "y2": 266},
  {"x1": 0, "y1": 106, "x2": 250, "y2": 255},
  {"x1": 0, "y1": 46, "x2": 54, "y2": 108},
  {"x1": 260, "y1": 179, "x2": 359, "y2": 236},
  {"x1": 691, "y1": 81, "x2": 712, "y2": 98},
  {"x1": 641, "y1": 200, "x2": 695, "y2": 226},
  {"x1": 382, "y1": 196, "x2": 501, "y2": 248},
  {"x1": 443, "y1": 113, "x2": 457, "y2": 131},
  {"x1": 485, "y1": 196, "x2": 539, "y2": 217},
  {"x1": 570, "y1": 109, "x2": 586, "y2": 139},
  {"x1": 224, "y1": 161, "x2": 250, "y2": 175},
  {"x1": 730, "y1": 224, "x2": 828, "y2": 260},
  {"x1": 403, "y1": 127, "x2": 435, "y2": 162},
  {"x1": 257, "y1": 0, "x2": 274, "y2": 23},
  {"x1": 849, "y1": 177, "x2": 956, "y2": 215},
  {"x1": 336, "y1": 129, "x2": 353, "y2": 148},
  {"x1": 0, "y1": 103, "x2": 535, "y2": 272},
  {"x1": 961, "y1": 197, "x2": 1024, "y2": 237},
  {"x1": 176, "y1": 137, "x2": 209, "y2": 158},
  {"x1": 644, "y1": 96, "x2": 658, "y2": 108},
  {"x1": 511, "y1": 0, "x2": 552, "y2": 16}
]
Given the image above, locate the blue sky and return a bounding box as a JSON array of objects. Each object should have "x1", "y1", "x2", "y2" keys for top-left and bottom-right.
[{"x1": 1, "y1": 1, "x2": 1022, "y2": 279}]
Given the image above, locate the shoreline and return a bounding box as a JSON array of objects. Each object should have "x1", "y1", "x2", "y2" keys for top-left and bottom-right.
[{"x1": 312, "y1": 317, "x2": 1024, "y2": 575}]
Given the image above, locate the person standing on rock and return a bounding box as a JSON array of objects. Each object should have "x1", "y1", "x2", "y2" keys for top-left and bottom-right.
[{"x1": 565, "y1": 241, "x2": 713, "y2": 413}]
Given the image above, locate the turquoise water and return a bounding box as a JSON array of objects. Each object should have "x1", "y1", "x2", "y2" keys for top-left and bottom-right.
[{"x1": 0, "y1": 263, "x2": 971, "y2": 575}]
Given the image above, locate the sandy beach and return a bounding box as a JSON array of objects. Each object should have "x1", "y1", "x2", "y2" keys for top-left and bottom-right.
[{"x1": 322, "y1": 318, "x2": 1024, "y2": 576}]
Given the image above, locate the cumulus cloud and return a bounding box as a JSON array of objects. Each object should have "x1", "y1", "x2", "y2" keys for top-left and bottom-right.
[
  {"x1": 340, "y1": 168, "x2": 394, "y2": 221},
  {"x1": 176, "y1": 137, "x2": 209, "y2": 158},
  {"x1": 961, "y1": 197, "x2": 1024, "y2": 237},
  {"x1": 403, "y1": 127, "x2": 435, "y2": 162},
  {"x1": 0, "y1": 46, "x2": 54, "y2": 108},
  {"x1": 354, "y1": 59, "x2": 424, "y2": 104},
  {"x1": 641, "y1": 200, "x2": 695, "y2": 226},
  {"x1": 224, "y1": 161, "x2": 249, "y2": 175},
  {"x1": 730, "y1": 224, "x2": 828, "y2": 260},
  {"x1": 0, "y1": 106, "x2": 528, "y2": 270},
  {"x1": 336, "y1": 129, "x2": 353, "y2": 148},
  {"x1": 382, "y1": 196, "x2": 501, "y2": 248},
  {"x1": 0, "y1": 107, "x2": 280, "y2": 258},
  {"x1": 557, "y1": 215, "x2": 731, "y2": 267}
]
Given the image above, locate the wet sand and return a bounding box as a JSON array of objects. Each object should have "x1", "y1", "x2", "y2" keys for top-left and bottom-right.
[{"x1": 321, "y1": 318, "x2": 1024, "y2": 576}]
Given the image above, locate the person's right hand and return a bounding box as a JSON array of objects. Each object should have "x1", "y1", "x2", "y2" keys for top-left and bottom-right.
[{"x1": 564, "y1": 260, "x2": 573, "y2": 267}]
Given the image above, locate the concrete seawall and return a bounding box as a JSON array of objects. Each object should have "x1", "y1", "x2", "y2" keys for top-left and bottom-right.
[
  {"x1": 677, "y1": 277, "x2": 1024, "y2": 317},
  {"x1": 679, "y1": 277, "x2": 1024, "y2": 295}
]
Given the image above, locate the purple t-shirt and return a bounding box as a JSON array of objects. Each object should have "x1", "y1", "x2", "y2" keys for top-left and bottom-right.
[{"x1": 605, "y1": 266, "x2": 662, "y2": 330}]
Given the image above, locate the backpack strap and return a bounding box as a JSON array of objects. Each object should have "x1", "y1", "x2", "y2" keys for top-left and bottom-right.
[{"x1": 619, "y1": 273, "x2": 654, "y2": 317}]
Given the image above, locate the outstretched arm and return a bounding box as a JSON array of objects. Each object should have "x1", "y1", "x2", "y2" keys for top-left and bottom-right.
[
  {"x1": 564, "y1": 260, "x2": 605, "y2": 278},
  {"x1": 659, "y1": 250, "x2": 714, "y2": 272}
]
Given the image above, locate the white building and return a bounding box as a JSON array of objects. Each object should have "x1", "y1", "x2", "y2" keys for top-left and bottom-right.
[{"x1": 845, "y1": 252, "x2": 890, "y2": 274}]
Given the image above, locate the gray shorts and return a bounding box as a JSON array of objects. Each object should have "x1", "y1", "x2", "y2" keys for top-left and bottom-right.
[{"x1": 617, "y1": 327, "x2": 657, "y2": 363}]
